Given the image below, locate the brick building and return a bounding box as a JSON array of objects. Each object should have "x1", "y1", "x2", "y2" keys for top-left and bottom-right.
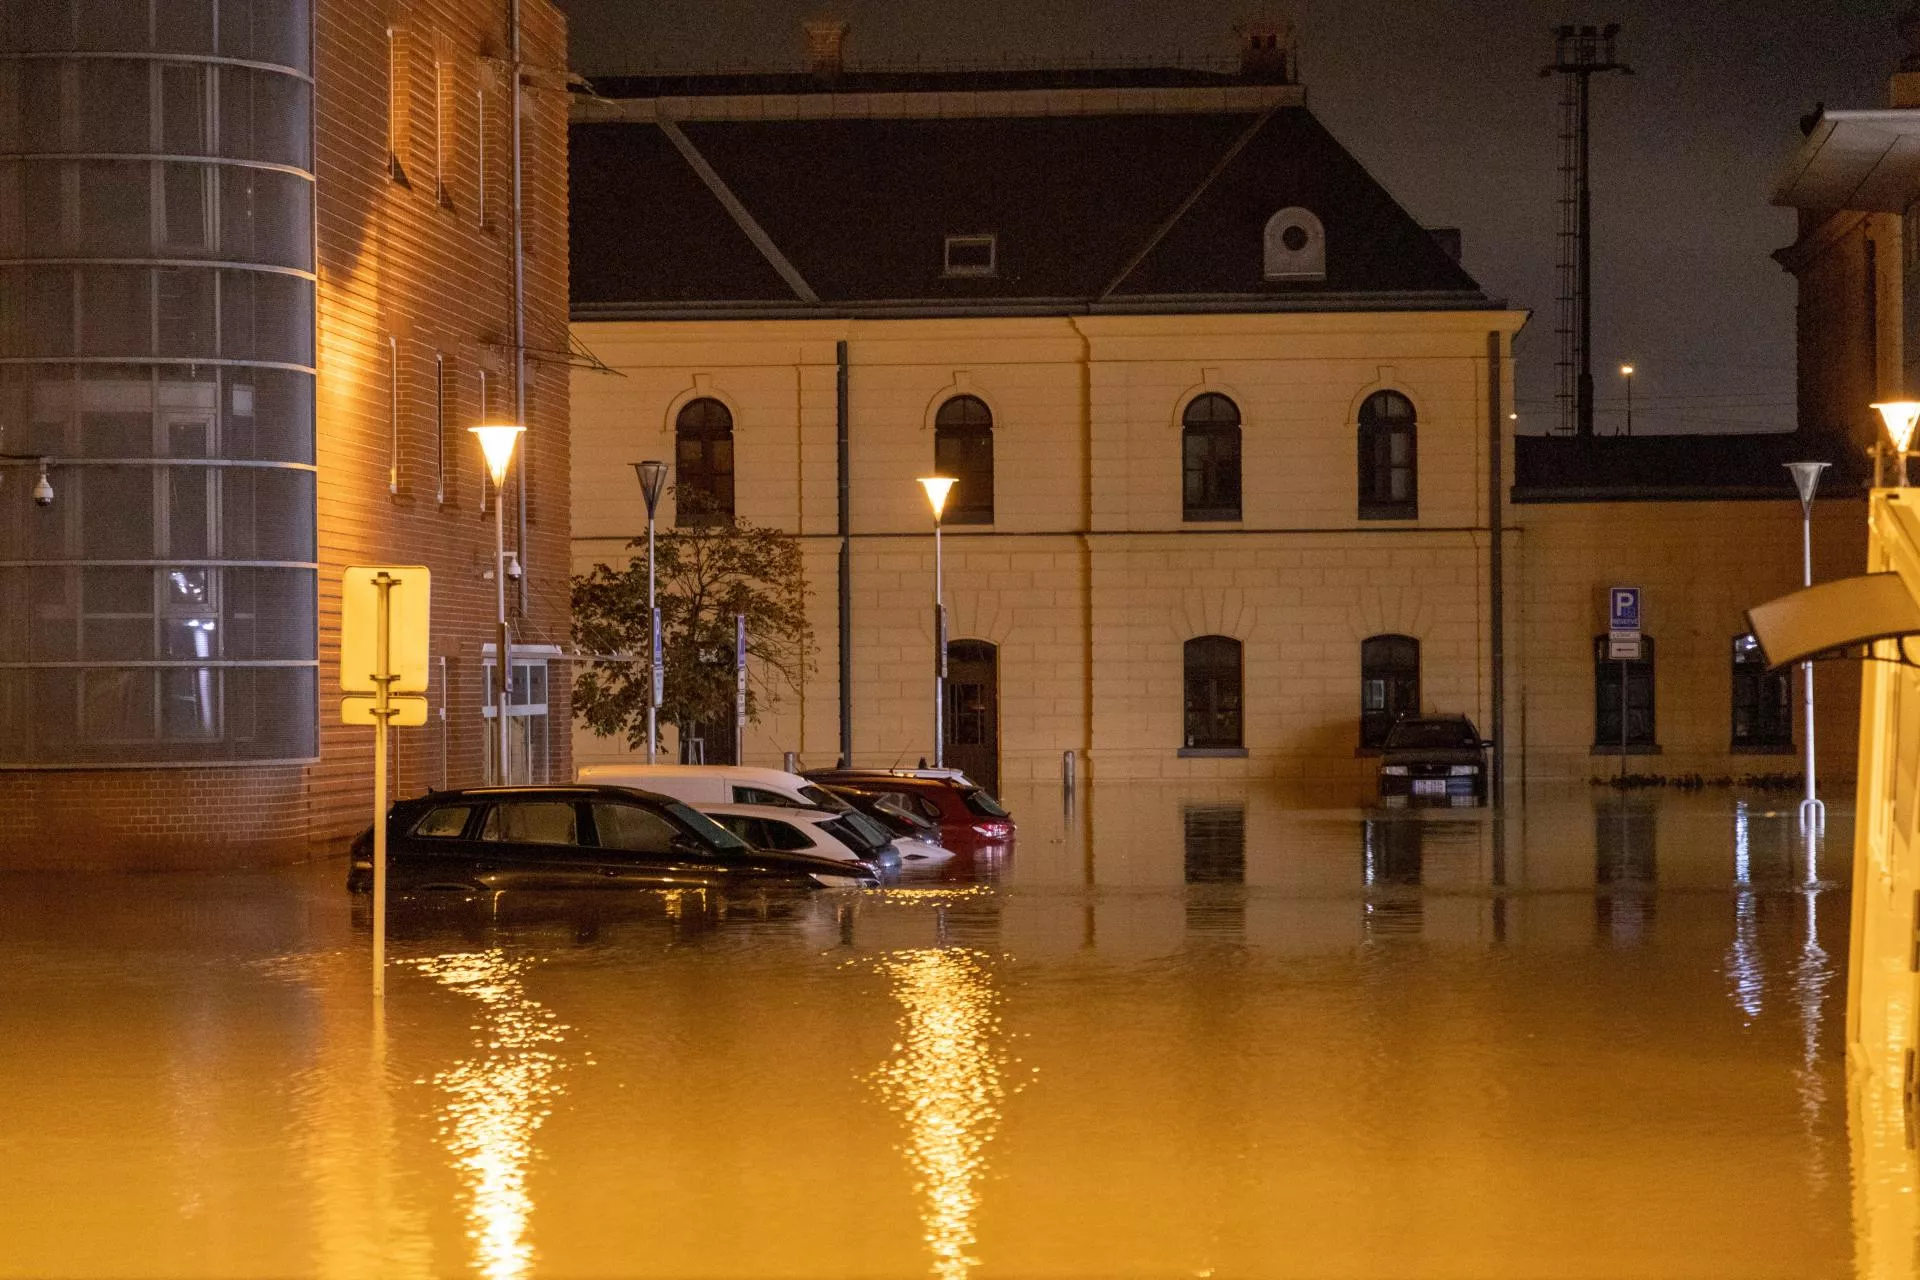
[{"x1": 0, "y1": 0, "x2": 571, "y2": 867}]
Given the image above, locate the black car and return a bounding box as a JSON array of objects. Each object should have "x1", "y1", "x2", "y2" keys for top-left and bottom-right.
[
  {"x1": 1376, "y1": 715, "x2": 1492, "y2": 805},
  {"x1": 346, "y1": 785, "x2": 877, "y2": 894}
]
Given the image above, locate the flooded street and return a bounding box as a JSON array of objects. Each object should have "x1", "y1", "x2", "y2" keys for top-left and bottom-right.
[{"x1": 0, "y1": 785, "x2": 1866, "y2": 1278}]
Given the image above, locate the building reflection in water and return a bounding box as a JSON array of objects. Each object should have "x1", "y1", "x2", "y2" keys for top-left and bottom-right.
[
  {"x1": 1595, "y1": 796, "x2": 1656, "y2": 943},
  {"x1": 1792, "y1": 825, "x2": 1834, "y2": 1190},
  {"x1": 408, "y1": 949, "x2": 571, "y2": 1280},
  {"x1": 873, "y1": 947, "x2": 1006, "y2": 1280},
  {"x1": 1183, "y1": 805, "x2": 1246, "y2": 939}
]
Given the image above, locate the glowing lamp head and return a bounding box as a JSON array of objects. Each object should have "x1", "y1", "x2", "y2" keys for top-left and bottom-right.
[
  {"x1": 469, "y1": 424, "x2": 525, "y2": 486},
  {"x1": 918, "y1": 476, "x2": 957, "y2": 520},
  {"x1": 1874, "y1": 402, "x2": 1920, "y2": 454},
  {"x1": 1620, "y1": 364, "x2": 1634, "y2": 377}
]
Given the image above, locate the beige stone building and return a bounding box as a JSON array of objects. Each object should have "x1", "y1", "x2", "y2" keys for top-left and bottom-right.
[{"x1": 565, "y1": 26, "x2": 1863, "y2": 798}]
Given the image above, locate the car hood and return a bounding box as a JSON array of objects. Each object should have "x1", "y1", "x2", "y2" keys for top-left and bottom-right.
[{"x1": 746, "y1": 846, "x2": 876, "y2": 878}]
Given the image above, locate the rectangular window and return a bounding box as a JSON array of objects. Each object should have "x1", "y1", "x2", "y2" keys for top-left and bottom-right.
[
  {"x1": 432, "y1": 56, "x2": 450, "y2": 203},
  {"x1": 475, "y1": 83, "x2": 487, "y2": 226},
  {"x1": 1730, "y1": 633, "x2": 1792, "y2": 751},
  {"x1": 1594, "y1": 635, "x2": 1656, "y2": 749},
  {"x1": 477, "y1": 367, "x2": 490, "y2": 512},
  {"x1": 434, "y1": 352, "x2": 448, "y2": 504},
  {"x1": 386, "y1": 25, "x2": 410, "y2": 183},
  {"x1": 387, "y1": 334, "x2": 400, "y2": 496},
  {"x1": 943, "y1": 234, "x2": 996, "y2": 278}
]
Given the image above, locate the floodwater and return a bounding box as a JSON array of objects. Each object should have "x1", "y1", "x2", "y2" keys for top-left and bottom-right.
[{"x1": 0, "y1": 785, "x2": 1879, "y2": 1278}]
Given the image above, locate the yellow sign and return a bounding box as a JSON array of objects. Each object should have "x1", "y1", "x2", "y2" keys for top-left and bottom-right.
[
  {"x1": 340, "y1": 565, "x2": 431, "y2": 694},
  {"x1": 341, "y1": 693, "x2": 430, "y2": 726}
]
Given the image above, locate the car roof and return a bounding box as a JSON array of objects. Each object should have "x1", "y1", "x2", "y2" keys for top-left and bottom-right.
[
  {"x1": 693, "y1": 803, "x2": 840, "y2": 824},
  {"x1": 576, "y1": 763, "x2": 820, "y2": 788},
  {"x1": 408, "y1": 784, "x2": 682, "y2": 805}
]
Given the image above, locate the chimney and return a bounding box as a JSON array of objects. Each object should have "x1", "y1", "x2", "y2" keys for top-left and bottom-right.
[
  {"x1": 1233, "y1": 17, "x2": 1297, "y2": 84},
  {"x1": 804, "y1": 19, "x2": 848, "y2": 80}
]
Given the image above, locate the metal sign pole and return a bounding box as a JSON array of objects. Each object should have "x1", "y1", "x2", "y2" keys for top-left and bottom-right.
[
  {"x1": 734, "y1": 613, "x2": 747, "y2": 766},
  {"x1": 372, "y1": 570, "x2": 397, "y2": 999},
  {"x1": 933, "y1": 515, "x2": 945, "y2": 769},
  {"x1": 1619, "y1": 655, "x2": 1627, "y2": 783}
]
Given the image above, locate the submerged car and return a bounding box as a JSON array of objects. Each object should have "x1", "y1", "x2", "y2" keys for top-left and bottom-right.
[
  {"x1": 346, "y1": 785, "x2": 877, "y2": 893},
  {"x1": 1376, "y1": 715, "x2": 1491, "y2": 806},
  {"x1": 696, "y1": 802, "x2": 908, "y2": 871},
  {"x1": 803, "y1": 769, "x2": 1014, "y2": 855}
]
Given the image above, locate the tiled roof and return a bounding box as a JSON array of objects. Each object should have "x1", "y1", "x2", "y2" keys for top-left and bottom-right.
[{"x1": 570, "y1": 99, "x2": 1488, "y2": 318}]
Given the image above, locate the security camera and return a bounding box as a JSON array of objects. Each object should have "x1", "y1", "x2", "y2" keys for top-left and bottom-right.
[
  {"x1": 505, "y1": 552, "x2": 523, "y2": 582},
  {"x1": 31, "y1": 463, "x2": 52, "y2": 507}
]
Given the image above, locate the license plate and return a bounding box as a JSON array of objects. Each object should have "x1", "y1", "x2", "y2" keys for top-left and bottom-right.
[{"x1": 1412, "y1": 779, "x2": 1446, "y2": 795}]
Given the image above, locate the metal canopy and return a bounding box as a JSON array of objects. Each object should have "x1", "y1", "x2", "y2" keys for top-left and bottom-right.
[
  {"x1": 1748, "y1": 572, "x2": 1920, "y2": 670},
  {"x1": 1773, "y1": 109, "x2": 1920, "y2": 213}
]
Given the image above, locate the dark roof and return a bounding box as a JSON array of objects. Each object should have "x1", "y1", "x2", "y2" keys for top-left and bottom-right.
[
  {"x1": 570, "y1": 104, "x2": 1487, "y2": 318},
  {"x1": 1511, "y1": 432, "x2": 1871, "y2": 503},
  {"x1": 585, "y1": 65, "x2": 1271, "y2": 99}
]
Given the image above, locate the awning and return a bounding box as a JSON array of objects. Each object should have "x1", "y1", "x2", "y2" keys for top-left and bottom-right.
[
  {"x1": 1747, "y1": 573, "x2": 1920, "y2": 669},
  {"x1": 1773, "y1": 109, "x2": 1920, "y2": 212}
]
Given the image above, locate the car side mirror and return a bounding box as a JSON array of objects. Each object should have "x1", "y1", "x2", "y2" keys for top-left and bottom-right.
[{"x1": 670, "y1": 834, "x2": 705, "y2": 857}]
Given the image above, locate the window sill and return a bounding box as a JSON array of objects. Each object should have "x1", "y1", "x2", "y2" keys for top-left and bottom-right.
[
  {"x1": 1590, "y1": 744, "x2": 1662, "y2": 756},
  {"x1": 1178, "y1": 747, "x2": 1248, "y2": 758},
  {"x1": 1730, "y1": 743, "x2": 1797, "y2": 755},
  {"x1": 1182, "y1": 513, "x2": 1243, "y2": 524},
  {"x1": 1358, "y1": 508, "x2": 1419, "y2": 522}
]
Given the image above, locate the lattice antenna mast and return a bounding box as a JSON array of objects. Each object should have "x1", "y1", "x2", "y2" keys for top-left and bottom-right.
[{"x1": 1542, "y1": 24, "x2": 1630, "y2": 439}]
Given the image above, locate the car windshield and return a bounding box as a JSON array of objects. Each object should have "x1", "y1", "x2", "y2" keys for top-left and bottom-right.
[
  {"x1": 663, "y1": 801, "x2": 750, "y2": 853},
  {"x1": 1384, "y1": 719, "x2": 1480, "y2": 750},
  {"x1": 961, "y1": 788, "x2": 1010, "y2": 818},
  {"x1": 798, "y1": 784, "x2": 850, "y2": 811},
  {"x1": 837, "y1": 810, "x2": 894, "y2": 849},
  {"x1": 872, "y1": 796, "x2": 935, "y2": 831}
]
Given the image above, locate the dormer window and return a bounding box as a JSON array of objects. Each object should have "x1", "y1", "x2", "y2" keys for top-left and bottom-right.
[
  {"x1": 944, "y1": 234, "x2": 997, "y2": 278},
  {"x1": 1263, "y1": 208, "x2": 1325, "y2": 281}
]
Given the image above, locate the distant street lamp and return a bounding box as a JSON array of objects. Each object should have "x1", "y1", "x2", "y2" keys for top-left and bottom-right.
[
  {"x1": 918, "y1": 476, "x2": 957, "y2": 768},
  {"x1": 1785, "y1": 460, "x2": 1829, "y2": 835},
  {"x1": 1619, "y1": 364, "x2": 1635, "y2": 436},
  {"x1": 632, "y1": 460, "x2": 669, "y2": 763},
  {"x1": 1872, "y1": 401, "x2": 1920, "y2": 487},
  {"x1": 471, "y1": 423, "x2": 525, "y2": 784}
]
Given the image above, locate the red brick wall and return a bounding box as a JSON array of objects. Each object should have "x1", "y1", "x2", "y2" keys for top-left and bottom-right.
[
  {"x1": 310, "y1": 0, "x2": 573, "y2": 851},
  {"x1": 0, "y1": 0, "x2": 570, "y2": 868}
]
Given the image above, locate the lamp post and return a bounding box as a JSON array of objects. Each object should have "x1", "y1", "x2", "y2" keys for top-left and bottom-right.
[
  {"x1": 1784, "y1": 461, "x2": 1829, "y2": 835},
  {"x1": 1619, "y1": 364, "x2": 1635, "y2": 437},
  {"x1": 632, "y1": 460, "x2": 669, "y2": 763},
  {"x1": 918, "y1": 476, "x2": 956, "y2": 768},
  {"x1": 471, "y1": 424, "x2": 525, "y2": 785},
  {"x1": 1873, "y1": 400, "x2": 1920, "y2": 488}
]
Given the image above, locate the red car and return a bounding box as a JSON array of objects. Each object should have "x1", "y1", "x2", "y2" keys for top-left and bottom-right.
[{"x1": 803, "y1": 769, "x2": 1014, "y2": 856}]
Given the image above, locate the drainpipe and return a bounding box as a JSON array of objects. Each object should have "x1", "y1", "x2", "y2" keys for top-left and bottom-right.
[
  {"x1": 1487, "y1": 329, "x2": 1506, "y2": 807},
  {"x1": 511, "y1": 0, "x2": 528, "y2": 616},
  {"x1": 837, "y1": 339, "x2": 852, "y2": 767}
]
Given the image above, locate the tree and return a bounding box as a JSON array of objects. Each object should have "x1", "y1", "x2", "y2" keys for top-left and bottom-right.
[{"x1": 571, "y1": 495, "x2": 814, "y2": 757}]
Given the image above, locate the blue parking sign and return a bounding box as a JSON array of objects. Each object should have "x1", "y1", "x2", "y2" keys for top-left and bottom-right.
[{"x1": 1609, "y1": 587, "x2": 1641, "y2": 631}]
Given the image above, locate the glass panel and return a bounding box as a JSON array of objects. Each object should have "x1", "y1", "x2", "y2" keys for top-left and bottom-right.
[
  {"x1": 162, "y1": 164, "x2": 212, "y2": 250},
  {"x1": 592, "y1": 802, "x2": 678, "y2": 854},
  {"x1": 156, "y1": 269, "x2": 215, "y2": 357},
  {"x1": 80, "y1": 267, "x2": 151, "y2": 356},
  {"x1": 160, "y1": 666, "x2": 218, "y2": 738},
  {"x1": 156, "y1": 0, "x2": 216, "y2": 53},
  {"x1": 77, "y1": 0, "x2": 150, "y2": 51},
  {"x1": 159, "y1": 64, "x2": 208, "y2": 153},
  {"x1": 77, "y1": 161, "x2": 151, "y2": 255},
  {"x1": 79, "y1": 467, "x2": 155, "y2": 558},
  {"x1": 414, "y1": 806, "x2": 475, "y2": 839},
  {"x1": 82, "y1": 668, "x2": 155, "y2": 741},
  {"x1": 485, "y1": 802, "x2": 578, "y2": 846},
  {"x1": 82, "y1": 411, "x2": 151, "y2": 457},
  {"x1": 78, "y1": 60, "x2": 150, "y2": 152}
]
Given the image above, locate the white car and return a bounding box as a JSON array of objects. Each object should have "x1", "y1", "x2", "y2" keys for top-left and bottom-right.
[
  {"x1": 695, "y1": 803, "x2": 901, "y2": 870},
  {"x1": 577, "y1": 762, "x2": 850, "y2": 812}
]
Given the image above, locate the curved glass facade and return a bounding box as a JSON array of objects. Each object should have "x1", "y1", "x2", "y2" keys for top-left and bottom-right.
[{"x1": 0, "y1": 1, "x2": 316, "y2": 766}]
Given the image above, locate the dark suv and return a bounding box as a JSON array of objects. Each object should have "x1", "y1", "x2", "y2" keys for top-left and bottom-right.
[
  {"x1": 347, "y1": 785, "x2": 876, "y2": 893},
  {"x1": 1376, "y1": 715, "x2": 1491, "y2": 806}
]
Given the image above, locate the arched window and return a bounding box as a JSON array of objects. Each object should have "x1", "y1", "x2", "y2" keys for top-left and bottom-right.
[
  {"x1": 674, "y1": 397, "x2": 733, "y2": 525},
  {"x1": 934, "y1": 395, "x2": 993, "y2": 524},
  {"x1": 1360, "y1": 634, "x2": 1419, "y2": 748},
  {"x1": 1357, "y1": 390, "x2": 1417, "y2": 519},
  {"x1": 1182, "y1": 393, "x2": 1241, "y2": 522},
  {"x1": 1183, "y1": 635, "x2": 1243, "y2": 750}
]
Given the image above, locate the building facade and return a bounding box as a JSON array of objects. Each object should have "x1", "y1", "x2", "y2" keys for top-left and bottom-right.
[{"x1": 0, "y1": 0, "x2": 571, "y2": 867}]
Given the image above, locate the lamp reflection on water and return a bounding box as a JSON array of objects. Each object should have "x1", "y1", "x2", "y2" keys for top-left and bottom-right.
[
  {"x1": 409, "y1": 950, "x2": 570, "y2": 1280},
  {"x1": 874, "y1": 947, "x2": 1007, "y2": 1280}
]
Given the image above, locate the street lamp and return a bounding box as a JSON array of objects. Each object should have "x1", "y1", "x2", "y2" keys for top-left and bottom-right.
[
  {"x1": 918, "y1": 476, "x2": 957, "y2": 768},
  {"x1": 1619, "y1": 364, "x2": 1635, "y2": 437},
  {"x1": 471, "y1": 423, "x2": 525, "y2": 785},
  {"x1": 1873, "y1": 401, "x2": 1920, "y2": 487},
  {"x1": 631, "y1": 460, "x2": 669, "y2": 763},
  {"x1": 1784, "y1": 460, "x2": 1829, "y2": 835}
]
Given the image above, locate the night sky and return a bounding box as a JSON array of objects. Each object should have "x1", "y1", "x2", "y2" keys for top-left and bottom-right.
[{"x1": 555, "y1": 0, "x2": 1895, "y2": 436}]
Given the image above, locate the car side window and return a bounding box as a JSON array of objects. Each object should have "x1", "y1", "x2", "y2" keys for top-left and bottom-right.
[
  {"x1": 759, "y1": 819, "x2": 816, "y2": 852},
  {"x1": 412, "y1": 805, "x2": 474, "y2": 838},
  {"x1": 479, "y1": 801, "x2": 580, "y2": 845},
  {"x1": 887, "y1": 791, "x2": 942, "y2": 822},
  {"x1": 591, "y1": 803, "x2": 679, "y2": 855},
  {"x1": 707, "y1": 813, "x2": 758, "y2": 845},
  {"x1": 732, "y1": 785, "x2": 795, "y2": 806}
]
